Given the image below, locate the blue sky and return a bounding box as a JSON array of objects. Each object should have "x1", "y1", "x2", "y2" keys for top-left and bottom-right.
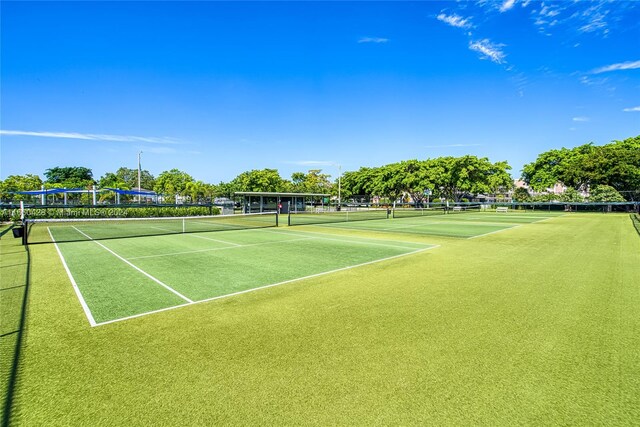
[{"x1": 1, "y1": 1, "x2": 639, "y2": 184}]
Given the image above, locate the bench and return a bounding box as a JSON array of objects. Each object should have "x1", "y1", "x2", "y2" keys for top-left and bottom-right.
[{"x1": 496, "y1": 207, "x2": 509, "y2": 213}]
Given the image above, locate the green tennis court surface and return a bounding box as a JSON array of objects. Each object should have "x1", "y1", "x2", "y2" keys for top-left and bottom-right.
[
  {"x1": 293, "y1": 210, "x2": 564, "y2": 238},
  {"x1": 46, "y1": 226, "x2": 435, "y2": 325}
]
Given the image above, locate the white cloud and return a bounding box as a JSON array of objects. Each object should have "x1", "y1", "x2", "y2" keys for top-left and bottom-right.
[
  {"x1": 469, "y1": 39, "x2": 506, "y2": 64},
  {"x1": 592, "y1": 60, "x2": 640, "y2": 74},
  {"x1": 0, "y1": 130, "x2": 181, "y2": 144},
  {"x1": 358, "y1": 37, "x2": 388, "y2": 44},
  {"x1": 436, "y1": 13, "x2": 472, "y2": 29},
  {"x1": 500, "y1": 0, "x2": 516, "y2": 13},
  {"x1": 572, "y1": 116, "x2": 590, "y2": 122},
  {"x1": 623, "y1": 106, "x2": 640, "y2": 112}
]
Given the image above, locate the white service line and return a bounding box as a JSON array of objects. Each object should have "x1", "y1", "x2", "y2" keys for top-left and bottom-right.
[
  {"x1": 466, "y1": 214, "x2": 563, "y2": 239},
  {"x1": 71, "y1": 226, "x2": 193, "y2": 303},
  {"x1": 265, "y1": 228, "x2": 432, "y2": 250},
  {"x1": 93, "y1": 244, "x2": 440, "y2": 327},
  {"x1": 185, "y1": 233, "x2": 242, "y2": 246},
  {"x1": 467, "y1": 225, "x2": 520, "y2": 239},
  {"x1": 48, "y1": 228, "x2": 97, "y2": 327},
  {"x1": 127, "y1": 236, "x2": 316, "y2": 260}
]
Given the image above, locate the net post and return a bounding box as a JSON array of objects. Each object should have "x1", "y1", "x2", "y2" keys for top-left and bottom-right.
[
  {"x1": 288, "y1": 211, "x2": 291, "y2": 226},
  {"x1": 275, "y1": 212, "x2": 279, "y2": 227},
  {"x1": 22, "y1": 221, "x2": 28, "y2": 246}
]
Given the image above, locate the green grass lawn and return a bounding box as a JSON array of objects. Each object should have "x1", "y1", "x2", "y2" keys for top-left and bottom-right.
[{"x1": 5, "y1": 213, "x2": 640, "y2": 425}]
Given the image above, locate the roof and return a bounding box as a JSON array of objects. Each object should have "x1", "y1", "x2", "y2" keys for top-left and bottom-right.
[{"x1": 234, "y1": 191, "x2": 330, "y2": 197}]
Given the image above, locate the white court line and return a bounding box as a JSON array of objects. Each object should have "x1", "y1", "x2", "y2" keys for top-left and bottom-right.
[
  {"x1": 466, "y1": 214, "x2": 563, "y2": 239},
  {"x1": 467, "y1": 225, "x2": 520, "y2": 239},
  {"x1": 48, "y1": 228, "x2": 97, "y2": 327},
  {"x1": 267, "y1": 228, "x2": 432, "y2": 250},
  {"x1": 148, "y1": 225, "x2": 242, "y2": 247},
  {"x1": 71, "y1": 226, "x2": 193, "y2": 303},
  {"x1": 93, "y1": 244, "x2": 440, "y2": 327},
  {"x1": 184, "y1": 233, "x2": 242, "y2": 246},
  {"x1": 127, "y1": 236, "x2": 315, "y2": 260}
]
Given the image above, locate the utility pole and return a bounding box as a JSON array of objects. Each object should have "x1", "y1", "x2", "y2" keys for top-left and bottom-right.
[
  {"x1": 338, "y1": 164, "x2": 341, "y2": 210},
  {"x1": 137, "y1": 151, "x2": 142, "y2": 203}
]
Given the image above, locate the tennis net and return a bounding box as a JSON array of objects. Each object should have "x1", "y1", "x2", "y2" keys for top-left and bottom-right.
[
  {"x1": 24, "y1": 212, "x2": 278, "y2": 244},
  {"x1": 288, "y1": 208, "x2": 389, "y2": 226},
  {"x1": 392, "y1": 207, "x2": 446, "y2": 218},
  {"x1": 448, "y1": 205, "x2": 482, "y2": 214}
]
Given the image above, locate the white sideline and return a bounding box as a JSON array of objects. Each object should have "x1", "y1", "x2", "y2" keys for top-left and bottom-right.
[
  {"x1": 71, "y1": 226, "x2": 193, "y2": 303},
  {"x1": 48, "y1": 228, "x2": 97, "y2": 327},
  {"x1": 93, "y1": 244, "x2": 440, "y2": 327}
]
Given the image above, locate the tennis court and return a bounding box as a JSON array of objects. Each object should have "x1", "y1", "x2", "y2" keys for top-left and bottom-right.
[
  {"x1": 28, "y1": 214, "x2": 436, "y2": 326},
  {"x1": 290, "y1": 208, "x2": 564, "y2": 238}
]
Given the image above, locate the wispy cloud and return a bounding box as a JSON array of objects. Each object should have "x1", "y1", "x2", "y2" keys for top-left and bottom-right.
[
  {"x1": 358, "y1": 37, "x2": 388, "y2": 44},
  {"x1": 572, "y1": 116, "x2": 590, "y2": 122},
  {"x1": 425, "y1": 144, "x2": 482, "y2": 148},
  {"x1": 0, "y1": 130, "x2": 181, "y2": 144},
  {"x1": 436, "y1": 13, "x2": 472, "y2": 29},
  {"x1": 591, "y1": 60, "x2": 640, "y2": 74},
  {"x1": 623, "y1": 106, "x2": 640, "y2": 112},
  {"x1": 469, "y1": 39, "x2": 506, "y2": 64},
  {"x1": 500, "y1": 0, "x2": 516, "y2": 13}
]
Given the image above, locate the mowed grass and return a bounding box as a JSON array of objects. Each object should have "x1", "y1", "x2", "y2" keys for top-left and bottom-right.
[
  {"x1": 298, "y1": 210, "x2": 563, "y2": 238},
  {"x1": 47, "y1": 227, "x2": 432, "y2": 324},
  {"x1": 0, "y1": 225, "x2": 29, "y2": 425},
  {"x1": 8, "y1": 214, "x2": 640, "y2": 425}
]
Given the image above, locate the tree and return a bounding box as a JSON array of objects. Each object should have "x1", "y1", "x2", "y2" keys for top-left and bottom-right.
[
  {"x1": 110, "y1": 167, "x2": 156, "y2": 191},
  {"x1": 0, "y1": 174, "x2": 43, "y2": 202},
  {"x1": 97, "y1": 172, "x2": 129, "y2": 203},
  {"x1": 368, "y1": 163, "x2": 405, "y2": 206},
  {"x1": 230, "y1": 169, "x2": 288, "y2": 193},
  {"x1": 397, "y1": 160, "x2": 433, "y2": 207},
  {"x1": 522, "y1": 136, "x2": 640, "y2": 200},
  {"x1": 513, "y1": 187, "x2": 532, "y2": 202},
  {"x1": 153, "y1": 169, "x2": 194, "y2": 198},
  {"x1": 290, "y1": 170, "x2": 332, "y2": 194},
  {"x1": 184, "y1": 180, "x2": 211, "y2": 203},
  {"x1": 589, "y1": 185, "x2": 625, "y2": 202},
  {"x1": 558, "y1": 187, "x2": 583, "y2": 203},
  {"x1": 44, "y1": 166, "x2": 94, "y2": 188},
  {"x1": 432, "y1": 155, "x2": 512, "y2": 202},
  {"x1": 340, "y1": 167, "x2": 375, "y2": 200}
]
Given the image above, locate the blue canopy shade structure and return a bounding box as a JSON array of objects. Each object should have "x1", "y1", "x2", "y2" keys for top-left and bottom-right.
[
  {"x1": 104, "y1": 188, "x2": 157, "y2": 196},
  {"x1": 12, "y1": 188, "x2": 85, "y2": 195}
]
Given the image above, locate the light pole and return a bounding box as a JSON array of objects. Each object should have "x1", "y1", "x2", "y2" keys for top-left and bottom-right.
[
  {"x1": 137, "y1": 151, "x2": 142, "y2": 203},
  {"x1": 338, "y1": 164, "x2": 341, "y2": 210}
]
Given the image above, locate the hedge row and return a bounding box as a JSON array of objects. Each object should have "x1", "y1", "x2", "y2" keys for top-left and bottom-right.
[{"x1": 1, "y1": 206, "x2": 220, "y2": 222}]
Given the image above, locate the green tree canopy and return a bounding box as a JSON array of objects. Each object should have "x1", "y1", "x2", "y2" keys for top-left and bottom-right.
[
  {"x1": 290, "y1": 170, "x2": 332, "y2": 194},
  {"x1": 44, "y1": 166, "x2": 94, "y2": 188},
  {"x1": 431, "y1": 155, "x2": 512, "y2": 202},
  {"x1": 0, "y1": 174, "x2": 44, "y2": 201},
  {"x1": 522, "y1": 136, "x2": 640, "y2": 200},
  {"x1": 230, "y1": 169, "x2": 288, "y2": 193},
  {"x1": 104, "y1": 167, "x2": 156, "y2": 190},
  {"x1": 513, "y1": 187, "x2": 532, "y2": 202},
  {"x1": 589, "y1": 185, "x2": 625, "y2": 202},
  {"x1": 153, "y1": 169, "x2": 194, "y2": 197}
]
